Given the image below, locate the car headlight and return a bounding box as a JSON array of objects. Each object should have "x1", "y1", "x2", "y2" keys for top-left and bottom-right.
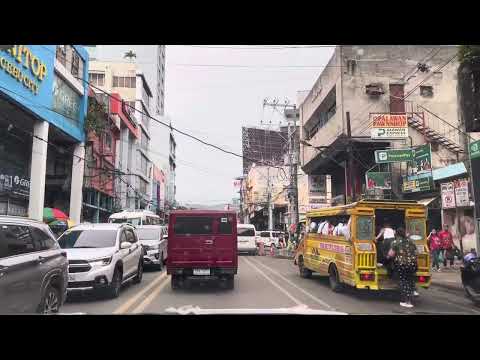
[{"x1": 89, "y1": 256, "x2": 113, "y2": 266}]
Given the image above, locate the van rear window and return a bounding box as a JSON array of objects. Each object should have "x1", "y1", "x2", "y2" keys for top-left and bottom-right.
[
  {"x1": 174, "y1": 217, "x2": 214, "y2": 235},
  {"x1": 238, "y1": 228, "x2": 255, "y2": 237}
]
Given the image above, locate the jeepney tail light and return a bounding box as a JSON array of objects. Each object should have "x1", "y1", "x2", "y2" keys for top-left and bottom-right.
[{"x1": 419, "y1": 276, "x2": 426, "y2": 283}]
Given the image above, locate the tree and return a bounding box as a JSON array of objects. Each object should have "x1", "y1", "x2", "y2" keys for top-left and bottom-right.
[
  {"x1": 124, "y1": 50, "x2": 136, "y2": 62},
  {"x1": 458, "y1": 45, "x2": 480, "y2": 66}
]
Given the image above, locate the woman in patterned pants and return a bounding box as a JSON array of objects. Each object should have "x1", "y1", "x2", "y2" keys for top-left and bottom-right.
[{"x1": 397, "y1": 263, "x2": 417, "y2": 306}]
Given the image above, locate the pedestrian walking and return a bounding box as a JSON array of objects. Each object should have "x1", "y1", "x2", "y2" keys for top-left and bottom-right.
[
  {"x1": 427, "y1": 229, "x2": 442, "y2": 272},
  {"x1": 438, "y1": 225, "x2": 454, "y2": 269},
  {"x1": 387, "y1": 228, "x2": 418, "y2": 308}
]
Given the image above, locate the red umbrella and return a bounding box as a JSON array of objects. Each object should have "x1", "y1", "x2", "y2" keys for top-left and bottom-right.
[{"x1": 43, "y1": 208, "x2": 69, "y2": 223}]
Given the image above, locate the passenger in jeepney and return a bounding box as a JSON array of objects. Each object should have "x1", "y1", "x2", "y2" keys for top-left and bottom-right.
[
  {"x1": 375, "y1": 221, "x2": 396, "y2": 266},
  {"x1": 317, "y1": 219, "x2": 327, "y2": 234}
]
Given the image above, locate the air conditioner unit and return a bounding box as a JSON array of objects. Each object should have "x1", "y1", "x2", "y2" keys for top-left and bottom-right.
[{"x1": 366, "y1": 83, "x2": 384, "y2": 96}]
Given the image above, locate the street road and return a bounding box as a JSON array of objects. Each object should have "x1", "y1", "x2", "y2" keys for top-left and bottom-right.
[{"x1": 61, "y1": 255, "x2": 480, "y2": 315}]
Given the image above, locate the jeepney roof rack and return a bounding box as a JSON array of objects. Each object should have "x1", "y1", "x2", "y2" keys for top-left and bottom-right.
[{"x1": 360, "y1": 198, "x2": 419, "y2": 203}]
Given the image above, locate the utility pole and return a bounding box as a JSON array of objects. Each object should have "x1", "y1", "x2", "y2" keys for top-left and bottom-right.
[
  {"x1": 346, "y1": 111, "x2": 355, "y2": 203},
  {"x1": 267, "y1": 166, "x2": 273, "y2": 230}
]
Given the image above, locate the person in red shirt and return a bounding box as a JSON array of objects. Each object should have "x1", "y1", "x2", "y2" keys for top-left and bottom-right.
[
  {"x1": 428, "y1": 229, "x2": 442, "y2": 272},
  {"x1": 438, "y1": 225, "x2": 454, "y2": 268}
]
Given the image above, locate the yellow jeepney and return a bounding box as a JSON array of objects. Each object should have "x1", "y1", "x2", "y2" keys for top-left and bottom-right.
[{"x1": 297, "y1": 199, "x2": 431, "y2": 292}]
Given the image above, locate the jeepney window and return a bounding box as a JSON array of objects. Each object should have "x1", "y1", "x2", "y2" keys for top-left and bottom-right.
[
  {"x1": 406, "y1": 218, "x2": 425, "y2": 241},
  {"x1": 356, "y1": 216, "x2": 374, "y2": 241}
]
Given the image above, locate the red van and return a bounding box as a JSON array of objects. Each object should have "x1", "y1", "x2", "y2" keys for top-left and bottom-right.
[{"x1": 167, "y1": 210, "x2": 237, "y2": 290}]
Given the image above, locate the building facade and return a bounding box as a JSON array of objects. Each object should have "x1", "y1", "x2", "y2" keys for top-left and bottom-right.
[
  {"x1": 88, "y1": 60, "x2": 154, "y2": 210},
  {"x1": 0, "y1": 45, "x2": 89, "y2": 223}
]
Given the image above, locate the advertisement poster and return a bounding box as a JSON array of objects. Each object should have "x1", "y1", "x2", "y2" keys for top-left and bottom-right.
[
  {"x1": 366, "y1": 172, "x2": 392, "y2": 190},
  {"x1": 403, "y1": 144, "x2": 434, "y2": 193},
  {"x1": 308, "y1": 175, "x2": 326, "y2": 197},
  {"x1": 370, "y1": 113, "x2": 408, "y2": 139},
  {"x1": 0, "y1": 171, "x2": 30, "y2": 197},
  {"x1": 374, "y1": 148, "x2": 414, "y2": 163},
  {"x1": 454, "y1": 178, "x2": 470, "y2": 207},
  {"x1": 441, "y1": 182, "x2": 455, "y2": 209}
]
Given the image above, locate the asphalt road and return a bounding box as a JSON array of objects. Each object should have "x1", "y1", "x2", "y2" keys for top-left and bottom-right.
[{"x1": 61, "y1": 255, "x2": 480, "y2": 315}]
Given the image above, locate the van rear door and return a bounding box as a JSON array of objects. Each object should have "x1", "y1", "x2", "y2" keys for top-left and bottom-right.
[
  {"x1": 214, "y1": 214, "x2": 237, "y2": 269},
  {"x1": 169, "y1": 215, "x2": 216, "y2": 267}
]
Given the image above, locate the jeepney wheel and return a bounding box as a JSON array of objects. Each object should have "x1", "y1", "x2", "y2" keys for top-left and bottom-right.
[
  {"x1": 329, "y1": 265, "x2": 344, "y2": 293},
  {"x1": 298, "y1": 256, "x2": 312, "y2": 278}
]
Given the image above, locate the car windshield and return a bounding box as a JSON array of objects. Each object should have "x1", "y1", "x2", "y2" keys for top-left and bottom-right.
[
  {"x1": 238, "y1": 228, "x2": 255, "y2": 236},
  {"x1": 136, "y1": 229, "x2": 160, "y2": 240},
  {"x1": 57, "y1": 230, "x2": 117, "y2": 248},
  {"x1": 260, "y1": 232, "x2": 270, "y2": 237},
  {"x1": 110, "y1": 218, "x2": 141, "y2": 226}
]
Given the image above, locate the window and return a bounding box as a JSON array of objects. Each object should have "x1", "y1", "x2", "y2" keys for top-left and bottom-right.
[
  {"x1": 356, "y1": 216, "x2": 374, "y2": 241},
  {"x1": 113, "y1": 76, "x2": 136, "y2": 88},
  {"x1": 174, "y1": 217, "x2": 214, "y2": 235},
  {"x1": 136, "y1": 229, "x2": 160, "y2": 241},
  {"x1": 238, "y1": 228, "x2": 255, "y2": 237},
  {"x1": 138, "y1": 153, "x2": 148, "y2": 175},
  {"x1": 0, "y1": 225, "x2": 36, "y2": 258},
  {"x1": 139, "y1": 178, "x2": 148, "y2": 194},
  {"x1": 31, "y1": 227, "x2": 58, "y2": 251},
  {"x1": 71, "y1": 52, "x2": 80, "y2": 77},
  {"x1": 141, "y1": 129, "x2": 149, "y2": 152},
  {"x1": 105, "y1": 132, "x2": 113, "y2": 150},
  {"x1": 420, "y1": 85, "x2": 433, "y2": 97},
  {"x1": 406, "y1": 218, "x2": 425, "y2": 241},
  {"x1": 89, "y1": 73, "x2": 105, "y2": 86},
  {"x1": 58, "y1": 230, "x2": 117, "y2": 248},
  {"x1": 218, "y1": 216, "x2": 233, "y2": 234},
  {"x1": 56, "y1": 45, "x2": 66, "y2": 66},
  {"x1": 125, "y1": 229, "x2": 137, "y2": 243},
  {"x1": 120, "y1": 231, "x2": 127, "y2": 244}
]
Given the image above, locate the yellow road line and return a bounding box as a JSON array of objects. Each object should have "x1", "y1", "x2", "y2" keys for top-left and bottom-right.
[
  {"x1": 113, "y1": 272, "x2": 167, "y2": 314},
  {"x1": 130, "y1": 277, "x2": 170, "y2": 314}
]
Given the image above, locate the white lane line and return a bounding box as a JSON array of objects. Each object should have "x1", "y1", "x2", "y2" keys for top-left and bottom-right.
[
  {"x1": 251, "y1": 257, "x2": 336, "y2": 311},
  {"x1": 131, "y1": 277, "x2": 171, "y2": 314},
  {"x1": 113, "y1": 272, "x2": 167, "y2": 314},
  {"x1": 242, "y1": 257, "x2": 302, "y2": 306}
]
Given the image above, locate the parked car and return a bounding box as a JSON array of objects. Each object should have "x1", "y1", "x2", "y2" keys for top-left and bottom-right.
[
  {"x1": 259, "y1": 230, "x2": 281, "y2": 248},
  {"x1": 167, "y1": 210, "x2": 237, "y2": 290},
  {"x1": 237, "y1": 224, "x2": 257, "y2": 255},
  {"x1": 0, "y1": 216, "x2": 68, "y2": 314},
  {"x1": 136, "y1": 225, "x2": 168, "y2": 270},
  {"x1": 57, "y1": 223, "x2": 143, "y2": 298}
]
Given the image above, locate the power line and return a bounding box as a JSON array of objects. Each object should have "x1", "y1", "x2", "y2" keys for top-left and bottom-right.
[{"x1": 177, "y1": 45, "x2": 337, "y2": 50}]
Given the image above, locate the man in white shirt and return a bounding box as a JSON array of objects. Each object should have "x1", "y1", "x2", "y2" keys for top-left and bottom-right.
[
  {"x1": 309, "y1": 221, "x2": 317, "y2": 233},
  {"x1": 317, "y1": 220, "x2": 326, "y2": 234},
  {"x1": 320, "y1": 220, "x2": 330, "y2": 235},
  {"x1": 333, "y1": 220, "x2": 345, "y2": 236}
]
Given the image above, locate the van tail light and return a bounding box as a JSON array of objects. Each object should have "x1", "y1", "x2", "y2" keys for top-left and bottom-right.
[{"x1": 360, "y1": 273, "x2": 375, "y2": 281}]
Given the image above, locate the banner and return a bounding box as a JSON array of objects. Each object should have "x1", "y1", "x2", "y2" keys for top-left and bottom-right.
[
  {"x1": 403, "y1": 144, "x2": 434, "y2": 193},
  {"x1": 0, "y1": 171, "x2": 30, "y2": 197},
  {"x1": 370, "y1": 113, "x2": 408, "y2": 139},
  {"x1": 375, "y1": 148, "x2": 414, "y2": 163},
  {"x1": 454, "y1": 178, "x2": 470, "y2": 207},
  {"x1": 366, "y1": 172, "x2": 392, "y2": 190},
  {"x1": 441, "y1": 182, "x2": 455, "y2": 209},
  {"x1": 308, "y1": 175, "x2": 326, "y2": 197},
  {"x1": 470, "y1": 139, "x2": 480, "y2": 160}
]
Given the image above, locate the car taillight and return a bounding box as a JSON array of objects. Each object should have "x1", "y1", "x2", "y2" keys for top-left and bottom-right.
[{"x1": 360, "y1": 273, "x2": 375, "y2": 281}]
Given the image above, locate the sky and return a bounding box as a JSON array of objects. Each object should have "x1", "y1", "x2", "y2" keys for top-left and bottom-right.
[{"x1": 164, "y1": 45, "x2": 335, "y2": 205}]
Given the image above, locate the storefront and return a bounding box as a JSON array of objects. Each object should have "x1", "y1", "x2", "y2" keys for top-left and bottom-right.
[{"x1": 0, "y1": 45, "x2": 89, "y2": 222}]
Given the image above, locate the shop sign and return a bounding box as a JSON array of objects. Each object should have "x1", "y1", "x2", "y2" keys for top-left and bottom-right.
[
  {"x1": 454, "y1": 178, "x2": 470, "y2": 207},
  {"x1": 0, "y1": 172, "x2": 30, "y2": 197},
  {"x1": 308, "y1": 175, "x2": 326, "y2": 196},
  {"x1": 403, "y1": 144, "x2": 433, "y2": 193},
  {"x1": 470, "y1": 139, "x2": 480, "y2": 160},
  {"x1": 370, "y1": 113, "x2": 408, "y2": 139},
  {"x1": 366, "y1": 172, "x2": 392, "y2": 190},
  {"x1": 53, "y1": 75, "x2": 81, "y2": 122},
  {"x1": 441, "y1": 182, "x2": 455, "y2": 209},
  {"x1": 374, "y1": 148, "x2": 414, "y2": 163}
]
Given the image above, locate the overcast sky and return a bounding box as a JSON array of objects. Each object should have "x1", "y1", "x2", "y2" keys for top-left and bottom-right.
[{"x1": 164, "y1": 45, "x2": 335, "y2": 205}]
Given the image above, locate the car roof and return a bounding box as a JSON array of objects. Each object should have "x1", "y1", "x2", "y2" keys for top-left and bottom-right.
[
  {"x1": 109, "y1": 210, "x2": 159, "y2": 218},
  {"x1": 70, "y1": 223, "x2": 131, "y2": 231},
  {"x1": 136, "y1": 225, "x2": 164, "y2": 230},
  {"x1": 171, "y1": 210, "x2": 236, "y2": 215},
  {"x1": 0, "y1": 216, "x2": 47, "y2": 227}
]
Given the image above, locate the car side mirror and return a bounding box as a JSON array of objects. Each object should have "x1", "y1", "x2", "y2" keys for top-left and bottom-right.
[{"x1": 121, "y1": 242, "x2": 132, "y2": 249}]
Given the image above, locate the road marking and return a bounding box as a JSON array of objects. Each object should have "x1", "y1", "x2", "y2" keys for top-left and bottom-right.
[
  {"x1": 251, "y1": 257, "x2": 336, "y2": 311},
  {"x1": 242, "y1": 257, "x2": 302, "y2": 306},
  {"x1": 131, "y1": 277, "x2": 170, "y2": 314},
  {"x1": 113, "y1": 272, "x2": 167, "y2": 314}
]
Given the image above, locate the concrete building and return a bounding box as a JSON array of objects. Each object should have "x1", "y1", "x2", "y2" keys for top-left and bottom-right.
[
  {"x1": 299, "y1": 45, "x2": 476, "y2": 249},
  {"x1": 0, "y1": 45, "x2": 89, "y2": 223},
  {"x1": 85, "y1": 45, "x2": 166, "y2": 116},
  {"x1": 88, "y1": 60, "x2": 154, "y2": 210}
]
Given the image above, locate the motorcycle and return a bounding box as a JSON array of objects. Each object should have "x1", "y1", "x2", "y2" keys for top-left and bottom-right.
[{"x1": 461, "y1": 256, "x2": 480, "y2": 305}]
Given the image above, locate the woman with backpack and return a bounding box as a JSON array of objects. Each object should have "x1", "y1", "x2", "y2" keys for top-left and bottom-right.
[{"x1": 387, "y1": 228, "x2": 418, "y2": 309}]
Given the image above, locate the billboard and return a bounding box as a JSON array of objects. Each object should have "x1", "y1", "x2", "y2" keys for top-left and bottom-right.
[
  {"x1": 441, "y1": 182, "x2": 455, "y2": 209},
  {"x1": 308, "y1": 175, "x2": 326, "y2": 196},
  {"x1": 454, "y1": 178, "x2": 470, "y2": 207},
  {"x1": 370, "y1": 113, "x2": 408, "y2": 139},
  {"x1": 366, "y1": 172, "x2": 392, "y2": 190},
  {"x1": 403, "y1": 144, "x2": 434, "y2": 193}
]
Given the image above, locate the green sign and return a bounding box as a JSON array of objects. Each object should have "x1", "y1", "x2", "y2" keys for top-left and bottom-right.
[
  {"x1": 403, "y1": 144, "x2": 433, "y2": 193},
  {"x1": 366, "y1": 172, "x2": 391, "y2": 190},
  {"x1": 470, "y1": 139, "x2": 480, "y2": 160},
  {"x1": 375, "y1": 148, "x2": 414, "y2": 163}
]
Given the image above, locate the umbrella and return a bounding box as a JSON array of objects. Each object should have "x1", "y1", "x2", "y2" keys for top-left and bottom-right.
[
  {"x1": 43, "y1": 208, "x2": 69, "y2": 223},
  {"x1": 48, "y1": 219, "x2": 75, "y2": 228}
]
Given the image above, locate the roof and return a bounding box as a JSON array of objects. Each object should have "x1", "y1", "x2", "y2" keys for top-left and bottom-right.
[
  {"x1": 109, "y1": 210, "x2": 159, "y2": 218},
  {"x1": 70, "y1": 223, "x2": 129, "y2": 231},
  {"x1": 171, "y1": 210, "x2": 237, "y2": 215}
]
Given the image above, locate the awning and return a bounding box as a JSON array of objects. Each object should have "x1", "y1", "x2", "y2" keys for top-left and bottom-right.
[
  {"x1": 417, "y1": 197, "x2": 438, "y2": 206},
  {"x1": 433, "y1": 162, "x2": 467, "y2": 181}
]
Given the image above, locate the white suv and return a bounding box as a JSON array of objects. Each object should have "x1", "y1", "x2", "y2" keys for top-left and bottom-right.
[{"x1": 57, "y1": 223, "x2": 143, "y2": 298}]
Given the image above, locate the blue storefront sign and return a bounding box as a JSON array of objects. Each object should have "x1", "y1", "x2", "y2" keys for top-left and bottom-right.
[{"x1": 0, "y1": 45, "x2": 88, "y2": 142}]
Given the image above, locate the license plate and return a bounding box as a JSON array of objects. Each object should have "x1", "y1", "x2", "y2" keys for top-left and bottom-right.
[{"x1": 193, "y1": 269, "x2": 210, "y2": 276}]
